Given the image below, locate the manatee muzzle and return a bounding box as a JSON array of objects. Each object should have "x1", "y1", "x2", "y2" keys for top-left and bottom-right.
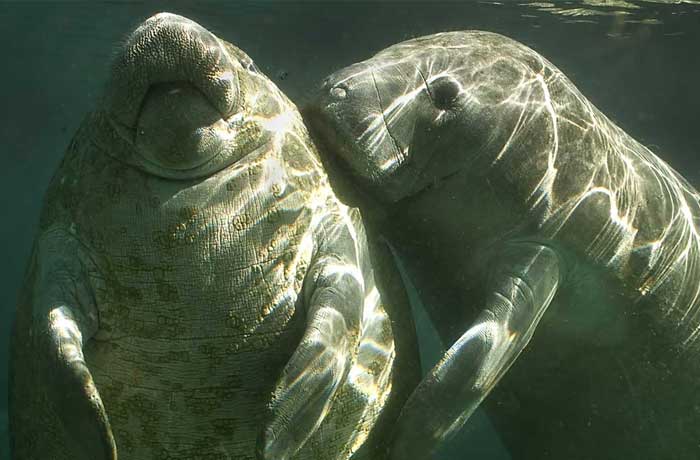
[
  {"x1": 310, "y1": 64, "x2": 405, "y2": 181},
  {"x1": 103, "y1": 12, "x2": 239, "y2": 170}
]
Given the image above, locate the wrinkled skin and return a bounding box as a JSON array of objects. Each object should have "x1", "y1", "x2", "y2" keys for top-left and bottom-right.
[
  {"x1": 9, "y1": 13, "x2": 419, "y2": 460},
  {"x1": 306, "y1": 31, "x2": 700, "y2": 460}
]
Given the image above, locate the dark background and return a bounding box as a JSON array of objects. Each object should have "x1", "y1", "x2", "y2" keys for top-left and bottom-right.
[{"x1": 1, "y1": 1, "x2": 698, "y2": 458}]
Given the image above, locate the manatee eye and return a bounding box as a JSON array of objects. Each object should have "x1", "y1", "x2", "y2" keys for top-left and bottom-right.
[
  {"x1": 428, "y1": 76, "x2": 461, "y2": 110},
  {"x1": 246, "y1": 61, "x2": 260, "y2": 73}
]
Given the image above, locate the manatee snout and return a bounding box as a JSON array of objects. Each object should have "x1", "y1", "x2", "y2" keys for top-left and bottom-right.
[
  {"x1": 103, "y1": 12, "x2": 241, "y2": 171},
  {"x1": 97, "y1": 13, "x2": 266, "y2": 178},
  {"x1": 310, "y1": 62, "x2": 381, "y2": 143},
  {"x1": 306, "y1": 60, "x2": 429, "y2": 205},
  {"x1": 307, "y1": 62, "x2": 406, "y2": 187},
  {"x1": 107, "y1": 13, "x2": 238, "y2": 129}
]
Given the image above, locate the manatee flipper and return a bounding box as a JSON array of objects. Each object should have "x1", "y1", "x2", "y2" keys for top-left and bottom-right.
[
  {"x1": 40, "y1": 306, "x2": 116, "y2": 460},
  {"x1": 389, "y1": 242, "x2": 562, "y2": 459},
  {"x1": 258, "y1": 213, "x2": 364, "y2": 460},
  {"x1": 27, "y1": 231, "x2": 116, "y2": 460}
]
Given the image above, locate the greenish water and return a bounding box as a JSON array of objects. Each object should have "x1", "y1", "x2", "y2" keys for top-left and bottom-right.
[{"x1": 1, "y1": 1, "x2": 699, "y2": 459}]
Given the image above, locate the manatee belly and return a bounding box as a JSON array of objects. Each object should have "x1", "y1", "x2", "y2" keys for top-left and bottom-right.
[
  {"x1": 82, "y1": 157, "x2": 314, "y2": 458},
  {"x1": 86, "y1": 256, "x2": 305, "y2": 459}
]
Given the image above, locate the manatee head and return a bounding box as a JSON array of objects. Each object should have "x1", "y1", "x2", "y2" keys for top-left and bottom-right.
[
  {"x1": 306, "y1": 31, "x2": 533, "y2": 202},
  {"x1": 100, "y1": 12, "x2": 287, "y2": 179}
]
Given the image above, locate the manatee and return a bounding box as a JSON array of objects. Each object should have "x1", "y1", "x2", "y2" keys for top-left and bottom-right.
[
  {"x1": 305, "y1": 31, "x2": 700, "y2": 459},
  {"x1": 9, "y1": 13, "x2": 419, "y2": 460}
]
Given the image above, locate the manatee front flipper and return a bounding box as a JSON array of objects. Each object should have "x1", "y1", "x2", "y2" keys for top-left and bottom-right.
[
  {"x1": 28, "y1": 231, "x2": 116, "y2": 460},
  {"x1": 258, "y1": 213, "x2": 364, "y2": 460},
  {"x1": 389, "y1": 241, "x2": 562, "y2": 459}
]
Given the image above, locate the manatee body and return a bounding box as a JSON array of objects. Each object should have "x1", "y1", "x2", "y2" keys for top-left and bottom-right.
[
  {"x1": 9, "y1": 13, "x2": 418, "y2": 460},
  {"x1": 306, "y1": 31, "x2": 700, "y2": 459}
]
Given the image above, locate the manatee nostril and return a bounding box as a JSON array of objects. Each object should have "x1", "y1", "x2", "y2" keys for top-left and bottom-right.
[{"x1": 330, "y1": 85, "x2": 348, "y2": 100}]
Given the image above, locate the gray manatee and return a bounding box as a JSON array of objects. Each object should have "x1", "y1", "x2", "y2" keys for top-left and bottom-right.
[
  {"x1": 306, "y1": 31, "x2": 700, "y2": 459},
  {"x1": 9, "y1": 13, "x2": 419, "y2": 460}
]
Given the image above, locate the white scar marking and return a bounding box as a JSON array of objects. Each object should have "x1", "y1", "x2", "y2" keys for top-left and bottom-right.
[
  {"x1": 259, "y1": 110, "x2": 294, "y2": 136},
  {"x1": 217, "y1": 69, "x2": 234, "y2": 83}
]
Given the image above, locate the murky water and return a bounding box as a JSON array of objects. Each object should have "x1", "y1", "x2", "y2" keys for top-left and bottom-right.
[{"x1": 1, "y1": 1, "x2": 699, "y2": 459}]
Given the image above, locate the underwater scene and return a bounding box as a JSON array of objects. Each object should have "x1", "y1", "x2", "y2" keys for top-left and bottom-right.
[{"x1": 2, "y1": 1, "x2": 700, "y2": 459}]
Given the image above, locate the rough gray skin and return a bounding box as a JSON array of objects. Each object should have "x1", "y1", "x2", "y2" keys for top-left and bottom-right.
[
  {"x1": 305, "y1": 31, "x2": 700, "y2": 460},
  {"x1": 9, "y1": 13, "x2": 419, "y2": 460}
]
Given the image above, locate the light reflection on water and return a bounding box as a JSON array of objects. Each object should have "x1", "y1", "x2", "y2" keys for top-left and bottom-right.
[{"x1": 1, "y1": 1, "x2": 699, "y2": 459}]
